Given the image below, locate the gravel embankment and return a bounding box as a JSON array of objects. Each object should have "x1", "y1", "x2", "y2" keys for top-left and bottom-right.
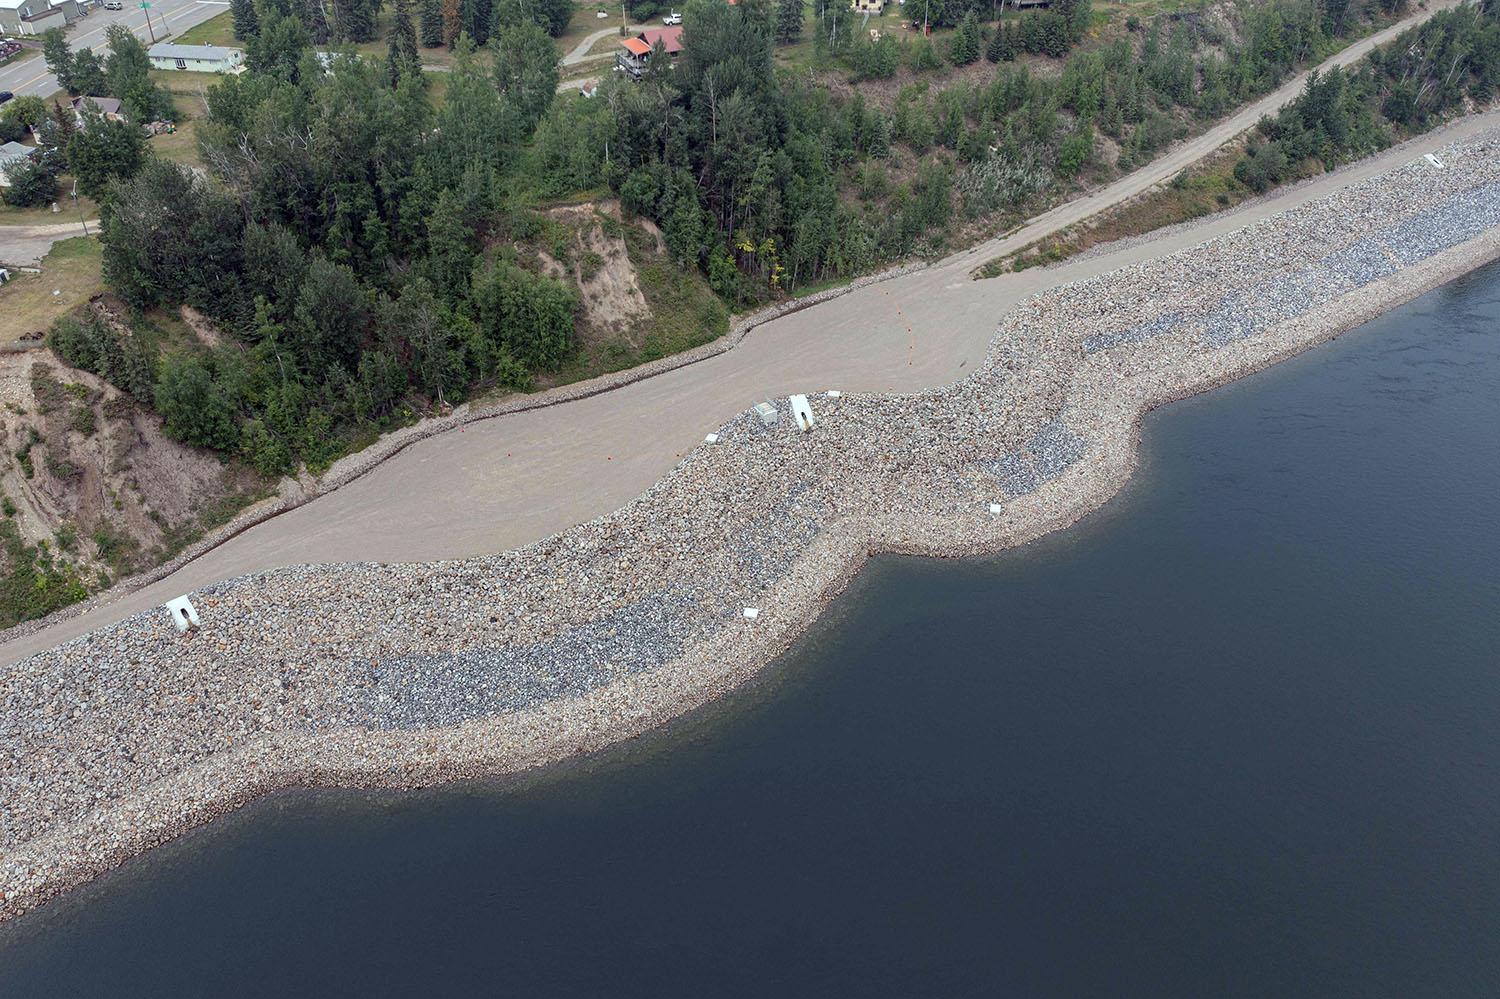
[{"x1": 4, "y1": 130, "x2": 1500, "y2": 922}]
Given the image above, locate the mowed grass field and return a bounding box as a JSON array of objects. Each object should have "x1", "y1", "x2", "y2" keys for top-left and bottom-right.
[{"x1": 0, "y1": 237, "x2": 104, "y2": 344}]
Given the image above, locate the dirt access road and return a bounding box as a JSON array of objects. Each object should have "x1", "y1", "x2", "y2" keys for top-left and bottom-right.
[
  {"x1": 0, "y1": 5, "x2": 1477, "y2": 665},
  {"x1": 0, "y1": 221, "x2": 94, "y2": 267}
]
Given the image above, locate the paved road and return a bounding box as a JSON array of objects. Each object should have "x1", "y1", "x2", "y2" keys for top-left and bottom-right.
[
  {"x1": 0, "y1": 219, "x2": 93, "y2": 265},
  {"x1": 0, "y1": 5, "x2": 1478, "y2": 665},
  {"x1": 0, "y1": 0, "x2": 231, "y2": 100}
]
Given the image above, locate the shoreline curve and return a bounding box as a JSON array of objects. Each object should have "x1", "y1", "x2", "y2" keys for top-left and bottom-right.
[{"x1": 4, "y1": 127, "x2": 1500, "y2": 925}]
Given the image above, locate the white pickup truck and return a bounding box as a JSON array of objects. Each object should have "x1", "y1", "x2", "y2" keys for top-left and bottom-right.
[{"x1": 662, "y1": 11, "x2": 681, "y2": 24}]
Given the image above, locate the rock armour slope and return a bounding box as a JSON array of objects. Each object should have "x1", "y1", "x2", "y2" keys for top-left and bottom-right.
[{"x1": 5, "y1": 130, "x2": 1500, "y2": 922}]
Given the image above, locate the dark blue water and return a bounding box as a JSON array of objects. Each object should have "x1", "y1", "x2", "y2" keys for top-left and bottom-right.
[{"x1": 4, "y1": 266, "x2": 1500, "y2": 997}]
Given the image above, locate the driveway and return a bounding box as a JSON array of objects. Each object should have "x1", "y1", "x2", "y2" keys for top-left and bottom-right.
[{"x1": 0, "y1": 220, "x2": 94, "y2": 265}]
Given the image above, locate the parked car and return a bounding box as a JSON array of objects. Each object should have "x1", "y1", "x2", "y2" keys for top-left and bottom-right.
[
  {"x1": 0, "y1": 92, "x2": 13, "y2": 105},
  {"x1": 662, "y1": 11, "x2": 681, "y2": 24},
  {"x1": 104, "y1": 1, "x2": 123, "y2": 9}
]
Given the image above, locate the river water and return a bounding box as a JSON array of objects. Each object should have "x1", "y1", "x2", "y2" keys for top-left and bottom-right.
[{"x1": 3, "y1": 264, "x2": 1499, "y2": 996}]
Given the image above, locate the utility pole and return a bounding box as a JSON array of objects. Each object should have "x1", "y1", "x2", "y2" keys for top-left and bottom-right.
[
  {"x1": 71, "y1": 180, "x2": 88, "y2": 237},
  {"x1": 139, "y1": 0, "x2": 158, "y2": 43}
]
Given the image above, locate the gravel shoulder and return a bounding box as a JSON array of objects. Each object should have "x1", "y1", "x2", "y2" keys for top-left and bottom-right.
[{"x1": 4, "y1": 123, "x2": 1500, "y2": 924}]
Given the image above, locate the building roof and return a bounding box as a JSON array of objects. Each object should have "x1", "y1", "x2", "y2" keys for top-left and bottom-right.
[
  {"x1": 72, "y1": 95, "x2": 122, "y2": 115},
  {"x1": 636, "y1": 26, "x2": 684, "y2": 54},
  {"x1": 620, "y1": 37, "x2": 651, "y2": 56},
  {"x1": 147, "y1": 43, "x2": 243, "y2": 61},
  {"x1": 0, "y1": 140, "x2": 34, "y2": 163}
]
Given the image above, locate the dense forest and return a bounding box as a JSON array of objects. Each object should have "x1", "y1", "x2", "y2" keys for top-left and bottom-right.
[
  {"x1": 26, "y1": 0, "x2": 1443, "y2": 482},
  {"x1": 1235, "y1": 2, "x2": 1500, "y2": 189}
]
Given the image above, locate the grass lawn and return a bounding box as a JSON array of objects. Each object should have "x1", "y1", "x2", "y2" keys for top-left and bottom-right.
[
  {"x1": 555, "y1": 5, "x2": 623, "y2": 56},
  {"x1": 173, "y1": 11, "x2": 237, "y2": 47},
  {"x1": 0, "y1": 236, "x2": 103, "y2": 344},
  {"x1": 147, "y1": 70, "x2": 221, "y2": 168}
]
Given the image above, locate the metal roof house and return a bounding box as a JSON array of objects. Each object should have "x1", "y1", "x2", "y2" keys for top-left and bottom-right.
[
  {"x1": 617, "y1": 26, "x2": 684, "y2": 79},
  {"x1": 147, "y1": 43, "x2": 245, "y2": 73},
  {"x1": 0, "y1": 141, "x2": 37, "y2": 187},
  {"x1": 70, "y1": 95, "x2": 125, "y2": 123}
]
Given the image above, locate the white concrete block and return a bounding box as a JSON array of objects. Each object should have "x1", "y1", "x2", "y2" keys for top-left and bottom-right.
[
  {"x1": 789, "y1": 394, "x2": 816, "y2": 432},
  {"x1": 165, "y1": 595, "x2": 201, "y2": 633},
  {"x1": 742, "y1": 607, "x2": 760, "y2": 620},
  {"x1": 1425, "y1": 153, "x2": 1445, "y2": 169},
  {"x1": 826, "y1": 390, "x2": 842, "y2": 398},
  {"x1": 704, "y1": 433, "x2": 719, "y2": 444},
  {"x1": 988, "y1": 503, "x2": 1004, "y2": 514},
  {"x1": 753, "y1": 401, "x2": 778, "y2": 427}
]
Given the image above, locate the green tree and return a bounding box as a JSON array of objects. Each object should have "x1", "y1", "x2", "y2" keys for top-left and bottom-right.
[
  {"x1": 154, "y1": 353, "x2": 239, "y2": 451},
  {"x1": 247, "y1": 6, "x2": 313, "y2": 80},
  {"x1": 493, "y1": 20, "x2": 559, "y2": 134},
  {"x1": 230, "y1": 0, "x2": 260, "y2": 39},
  {"x1": 1, "y1": 158, "x2": 57, "y2": 208},
  {"x1": 387, "y1": 0, "x2": 422, "y2": 81},
  {"x1": 3, "y1": 95, "x2": 48, "y2": 133},
  {"x1": 71, "y1": 50, "x2": 109, "y2": 97},
  {"x1": 775, "y1": 0, "x2": 803, "y2": 42},
  {"x1": 335, "y1": 0, "x2": 378, "y2": 41},
  {"x1": 106, "y1": 25, "x2": 172, "y2": 122},
  {"x1": 470, "y1": 261, "x2": 576, "y2": 369},
  {"x1": 949, "y1": 11, "x2": 981, "y2": 65},
  {"x1": 66, "y1": 109, "x2": 146, "y2": 199},
  {"x1": 420, "y1": 0, "x2": 444, "y2": 45},
  {"x1": 41, "y1": 29, "x2": 74, "y2": 94}
]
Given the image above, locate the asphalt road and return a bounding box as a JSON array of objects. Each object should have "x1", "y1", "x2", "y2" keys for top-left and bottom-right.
[
  {"x1": 0, "y1": 0, "x2": 231, "y2": 100},
  {"x1": 0, "y1": 1, "x2": 1478, "y2": 664}
]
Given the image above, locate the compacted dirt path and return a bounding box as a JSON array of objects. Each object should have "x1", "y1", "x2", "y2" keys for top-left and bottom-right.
[{"x1": 0, "y1": 20, "x2": 1482, "y2": 666}]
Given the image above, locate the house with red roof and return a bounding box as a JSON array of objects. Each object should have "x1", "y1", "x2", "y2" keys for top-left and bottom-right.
[{"x1": 617, "y1": 25, "x2": 684, "y2": 79}]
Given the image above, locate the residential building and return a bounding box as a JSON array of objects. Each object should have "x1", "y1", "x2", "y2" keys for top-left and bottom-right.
[
  {"x1": 617, "y1": 26, "x2": 684, "y2": 79},
  {"x1": 0, "y1": 140, "x2": 37, "y2": 187},
  {"x1": 70, "y1": 95, "x2": 125, "y2": 124},
  {"x1": 146, "y1": 43, "x2": 245, "y2": 73},
  {"x1": 0, "y1": 0, "x2": 81, "y2": 35}
]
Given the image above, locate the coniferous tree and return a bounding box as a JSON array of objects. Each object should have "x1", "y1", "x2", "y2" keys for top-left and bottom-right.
[
  {"x1": 949, "y1": 10, "x2": 980, "y2": 64},
  {"x1": 229, "y1": 0, "x2": 260, "y2": 39},
  {"x1": 775, "y1": 0, "x2": 803, "y2": 42},
  {"x1": 387, "y1": 0, "x2": 422, "y2": 81},
  {"x1": 420, "y1": 0, "x2": 445, "y2": 45},
  {"x1": 336, "y1": 0, "x2": 377, "y2": 41},
  {"x1": 985, "y1": 19, "x2": 1016, "y2": 61}
]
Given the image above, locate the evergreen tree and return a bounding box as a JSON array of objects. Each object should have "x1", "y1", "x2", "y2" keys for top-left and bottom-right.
[
  {"x1": 41, "y1": 29, "x2": 76, "y2": 94},
  {"x1": 949, "y1": 10, "x2": 980, "y2": 65},
  {"x1": 985, "y1": 20, "x2": 1016, "y2": 62},
  {"x1": 775, "y1": 0, "x2": 803, "y2": 42},
  {"x1": 459, "y1": 0, "x2": 492, "y2": 44},
  {"x1": 420, "y1": 0, "x2": 445, "y2": 45},
  {"x1": 336, "y1": 0, "x2": 377, "y2": 41},
  {"x1": 388, "y1": 0, "x2": 422, "y2": 81},
  {"x1": 230, "y1": 0, "x2": 260, "y2": 39}
]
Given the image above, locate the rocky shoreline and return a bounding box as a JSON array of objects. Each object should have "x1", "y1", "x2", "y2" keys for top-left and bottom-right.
[{"x1": 5, "y1": 129, "x2": 1500, "y2": 923}]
